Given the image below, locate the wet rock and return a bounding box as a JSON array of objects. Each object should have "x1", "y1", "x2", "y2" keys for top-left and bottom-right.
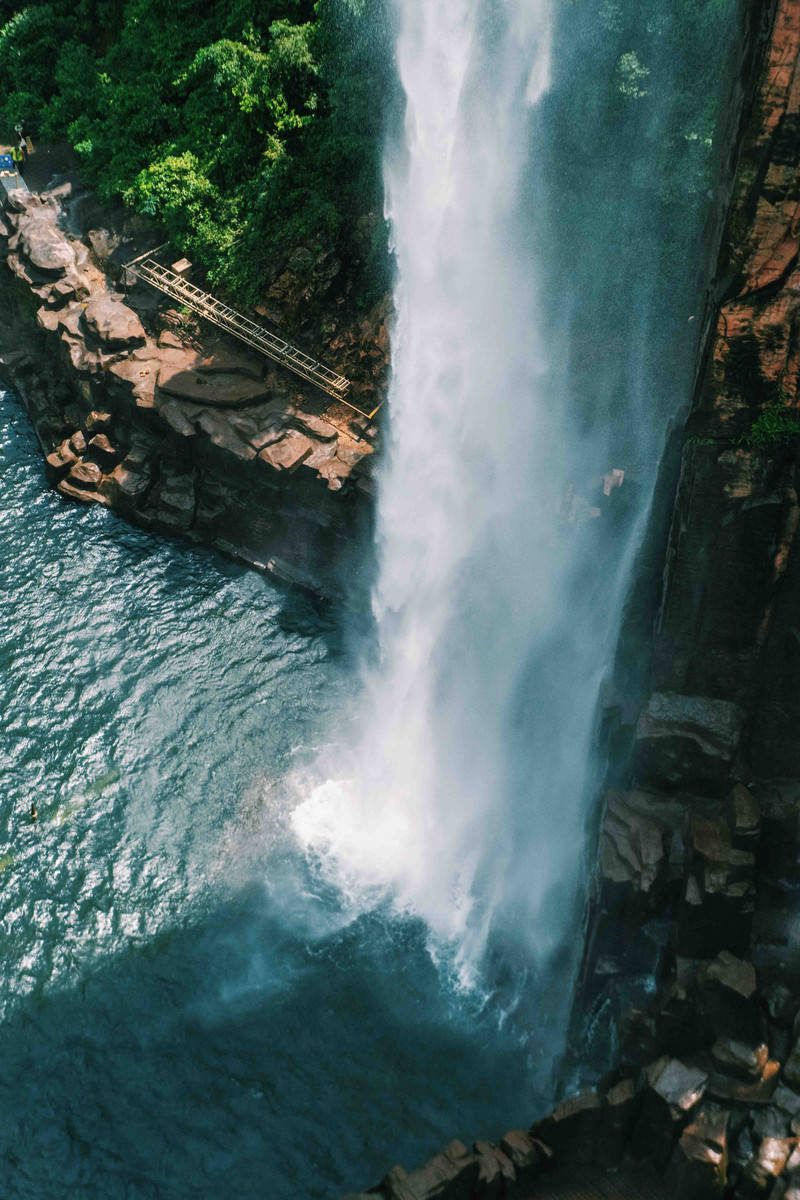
[
  {"x1": 746, "y1": 1137, "x2": 795, "y2": 1189},
  {"x1": 630, "y1": 1058, "x2": 709, "y2": 1169},
  {"x1": 45, "y1": 437, "x2": 78, "y2": 476},
  {"x1": 598, "y1": 1077, "x2": 641, "y2": 1167},
  {"x1": 472, "y1": 1141, "x2": 515, "y2": 1199},
  {"x1": 599, "y1": 791, "x2": 679, "y2": 894},
  {"x1": 712, "y1": 1039, "x2": 769, "y2": 1083},
  {"x1": 499, "y1": 1130, "x2": 550, "y2": 1186},
  {"x1": 67, "y1": 460, "x2": 102, "y2": 490},
  {"x1": 535, "y1": 1091, "x2": 601, "y2": 1165},
  {"x1": 666, "y1": 1104, "x2": 729, "y2": 1199},
  {"x1": 698, "y1": 951, "x2": 759, "y2": 1042},
  {"x1": 382, "y1": 1140, "x2": 479, "y2": 1200},
  {"x1": 634, "y1": 692, "x2": 745, "y2": 792},
  {"x1": 156, "y1": 473, "x2": 195, "y2": 532}
]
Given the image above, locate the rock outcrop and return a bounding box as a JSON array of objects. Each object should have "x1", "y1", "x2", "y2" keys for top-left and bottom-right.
[{"x1": 0, "y1": 175, "x2": 390, "y2": 598}]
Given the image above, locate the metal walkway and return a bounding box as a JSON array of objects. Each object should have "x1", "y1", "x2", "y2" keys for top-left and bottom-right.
[{"x1": 126, "y1": 254, "x2": 353, "y2": 405}]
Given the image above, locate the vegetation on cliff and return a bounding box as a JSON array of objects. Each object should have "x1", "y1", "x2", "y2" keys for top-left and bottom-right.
[{"x1": 0, "y1": 0, "x2": 393, "y2": 303}]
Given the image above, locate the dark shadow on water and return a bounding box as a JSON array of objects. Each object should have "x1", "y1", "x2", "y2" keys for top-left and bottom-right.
[{"x1": 0, "y1": 887, "x2": 540, "y2": 1200}]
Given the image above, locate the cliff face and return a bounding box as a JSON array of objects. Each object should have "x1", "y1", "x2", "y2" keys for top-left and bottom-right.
[
  {"x1": 345, "y1": 1, "x2": 800, "y2": 1197},
  {"x1": 0, "y1": 171, "x2": 390, "y2": 600},
  {"x1": 567, "y1": 0, "x2": 800, "y2": 1191}
]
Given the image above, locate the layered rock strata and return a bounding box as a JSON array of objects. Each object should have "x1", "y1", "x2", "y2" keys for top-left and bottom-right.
[{"x1": 0, "y1": 177, "x2": 390, "y2": 597}]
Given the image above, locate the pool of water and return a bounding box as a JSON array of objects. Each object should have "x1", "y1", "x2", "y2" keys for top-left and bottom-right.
[{"x1": 0, "y1": 390, "x2": 539, "y2": 1198}]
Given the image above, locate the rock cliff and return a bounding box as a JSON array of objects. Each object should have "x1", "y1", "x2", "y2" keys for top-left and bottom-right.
[{"x1": 0, "y1": 168, "x2": 390, "y2": 599}]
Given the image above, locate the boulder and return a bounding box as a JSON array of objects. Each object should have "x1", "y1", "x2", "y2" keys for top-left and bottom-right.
[
  {"x1": 472, "y1": 1141, "x2": 515, "y2": 1199},
  {"x1": 87, "y1": 434, "x2": 119, "y2": 471},
  {"x1": 67, "y1": 460, "x2": 102, "y2": 490},
  {"x1": 85, "y1": 410, "x2": 112, "y2": 432},
  {"x1": 19, "y1": 221, "x2": 75, "y2": 276},
  {"x1": 259, "y1": 430, "x2": 315, "y2": 473},
  {"x1": 666, "y1": 1104, "x2": 729, "y2": 1199},
  {"x1": 630, "y1": 1058, "x2": 708, "y2": 1169},
  {"x1": 534, "y1": 1091, "x2": 601, "y2": 1165},
  {"x1": 82, "y1": 296, "x2": 146, "y2": 350},
  {"x1": 598, "y1": 1077, "x2": 641, "y2": 1167},
  {"x1": 196, "y1": 410, "x2": 257, "y2": 463},
  {"x1": 698, "y1": 952, "x2": 759, "y2": 1043},
  {"x1": 157, "y1": 362, "x2": 270, "y2": 407},
  {"x1": 45, "y1": 437, "x2": 78, "y2": 477},
  {"x1": 634, "y1": 692, "x2": 745, "y2": 792},
  {"x1": 498, "y1": 1130, "x2": 549, "y2": 1189},
  {"x1": 712, "y1": 1039, "x2": 769, "y2": 1083},
  {"x1": 382, "y1": 1140, "x2": 479, "y2": 1200},
  {"x1": 745, "y1": 1137, "x2": 795, "y2": 1189}
]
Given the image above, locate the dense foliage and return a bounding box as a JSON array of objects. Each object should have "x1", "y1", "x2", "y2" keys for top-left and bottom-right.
[{"x1": 0, "y1": 0, "x2": 393, "y2": 302}]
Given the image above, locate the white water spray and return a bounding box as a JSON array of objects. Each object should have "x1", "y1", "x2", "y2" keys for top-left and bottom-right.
[{"x1": 293, "y1": 0, "x2": 665, "y2": 1003}]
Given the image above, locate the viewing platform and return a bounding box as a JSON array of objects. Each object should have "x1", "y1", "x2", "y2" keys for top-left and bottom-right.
[{"x1": 125, "y1": 250, "x2": 366, "y2": 412}]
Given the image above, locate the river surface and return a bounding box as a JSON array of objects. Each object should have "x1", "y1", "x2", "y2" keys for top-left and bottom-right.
[{"x1": 0, "y1": 390, "x2": 536, "y2": 1198}]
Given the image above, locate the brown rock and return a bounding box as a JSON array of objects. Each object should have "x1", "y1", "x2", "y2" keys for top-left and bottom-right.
[
  {"x1": 20, "y1": 220, "x2": 76, "y2": 276},
  {"x1": 85, "y1": 411, "x2": 112, "y2": 432},
  {"x1": 68, "y1": 460, "x2": 102, "y2": 490},
  {"x1": 745, "y1": 1137, "x2": 795, "y2": 1189},
  {"x1": 57, "y1": 479, "x2": 108, "y2": 506},
  {"x1": 196, "y1": 410, "x2": 257, "y2": 462},
  {"x1": 472, "y1": 1141, "x2": 515, "y2": 1199},
  {"x1": 259, "y1": 430, "x2": 314, "y2": 473},
  {"x1": 99, "y1": 460, "x2": 152, "y2": 510},
  {"x1": 70, "y1": 430, "x2": 87, "y2": 455},
  {"x1": 87, "y1": 434, "x2": 119, "y2": 471},
  {"x1": 382, "y1": 1140, "x2": 479, "y2": 1200},
  {"x1": 157, "y1": 362, "x2": 269, "y2": 407},
  {"x1": 45, "y1": 438, "x2": 77, "y2": 476},
  {"x1": 666, "y1": 1105, "x2": 729, "y2": 1199},
  {"x1": 499, "y1": 1130, "x2": 549, "y2": 1184},
  {"x1": 712, "y1": 1038, "x2": 769, "y2": 1082},
  {"x1": 82, "y1": 296, "x2": 146, "y2": 350}
]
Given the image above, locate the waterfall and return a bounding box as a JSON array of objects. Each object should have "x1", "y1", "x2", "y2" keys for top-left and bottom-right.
[{"x1": 291, "y1": 0, "x2": 738, "y2": 1039}]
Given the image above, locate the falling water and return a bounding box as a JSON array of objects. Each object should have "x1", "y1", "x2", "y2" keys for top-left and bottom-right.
[{"x1": 292, "y1": 0, "x2": 745, "y2": 1044}]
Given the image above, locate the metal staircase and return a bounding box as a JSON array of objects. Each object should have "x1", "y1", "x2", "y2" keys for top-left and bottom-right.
[{"x1": 127, "y1": 256, "x2": 353, "y2": 404}]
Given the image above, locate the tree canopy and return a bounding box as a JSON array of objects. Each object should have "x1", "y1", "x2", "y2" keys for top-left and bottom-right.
[{"x1": 0, "y1": 0, "x2": 393, "y2": 302}]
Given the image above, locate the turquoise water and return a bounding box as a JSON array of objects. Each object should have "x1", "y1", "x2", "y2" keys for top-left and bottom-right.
[{"x1": 0, "y1": 390, "x2": 537, "y2": 1198}]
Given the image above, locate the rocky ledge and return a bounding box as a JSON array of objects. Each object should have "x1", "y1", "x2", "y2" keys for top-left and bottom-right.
[{"x1": 0, "y1": 173, "x2": 390, "y2": 597}]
